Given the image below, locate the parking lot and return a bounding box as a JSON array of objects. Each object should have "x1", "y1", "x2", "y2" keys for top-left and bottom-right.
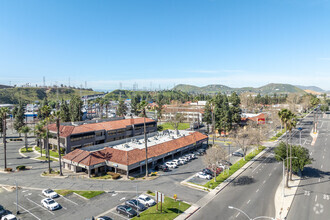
[{"x1": 0, "y1": 187, "x2": 139, "y2": 220}]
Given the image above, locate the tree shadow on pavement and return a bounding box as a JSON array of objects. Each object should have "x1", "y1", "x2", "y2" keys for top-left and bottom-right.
[{"x1": 233, "y1": 176, "x2": 255, "y2": 186}]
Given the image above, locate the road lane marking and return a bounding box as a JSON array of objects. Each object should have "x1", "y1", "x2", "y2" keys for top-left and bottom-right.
[
  {"x1": 263, "y1": 180, "x2": 266, "y2": 184},
  {"x1": 59, "y1": 195, "x2": 79, "y2": 205},
  {"x1": 26, "y1": 198, "x2": 55, "y2": 215},
  {"x1": 247, "y1": 200, "x2": 251, "y2": 204},
  {"x1": 256, "y1": 189, "x2": 259, "y2": 193},
  {"x1": 236, "y1": 212, "x2": 240, "y2": 218},
  {"x1": 269, "y1": 173, "x2": 272, "y2": 177},
  {"x1": 319, "y1": 178, "x2": 321, "y2": 182},
  {"x1": 120, "y1": 197, "x2": 126, "y2": 201},
  {"x1": 315, "y1": 195, "x2": 318, "y2": 202},
  {"x1": 252, "y1": 154, "x2": 272, "y2": 173},
  {"x1": 14, "y1": 202, "x2": 41, "y2": 220},
  {"x1": 321, "y1": 165, "x2": 323, "y2": 169},
  {"x1": 323, "y1": 155, "x2": 325, "y2": 159}
]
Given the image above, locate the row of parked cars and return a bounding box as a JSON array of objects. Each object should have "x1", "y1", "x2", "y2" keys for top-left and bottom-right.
[
  {"x1": 164, "y1": 148, "x2": 206, "y2": 169},
  {"x1": 116, "y1": 194, "x2": 156, "y2": 218},
  {"x1": 195, "y1": 160, "x2": 232, "y2": 180}
]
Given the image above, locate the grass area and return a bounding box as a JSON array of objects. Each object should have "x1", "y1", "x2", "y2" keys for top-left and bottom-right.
[
  {"x1": 54, "y1": 190, "x2": 105, "y2": 199},
  {"x1": 132, "y1": 195, "x2": 190, "y2": 220},
  {"x1": 20, "y1": 147, "x2": 33, "y2": 153},
  {"x1": 36, "y1": 156, "x2": 58, "y2": 161},
  {"x1": 35, "y1": 147, "x2": 63, "y2": 158},
  {"x1": 204, "y1": 146, "x2": 266, "y2": 189},
  {"x1": 158, "y1": 122, "x2": 190, "y2": 131},
  {"x1": 269, "y1": 129, "x2": 286, "y2": 141}
]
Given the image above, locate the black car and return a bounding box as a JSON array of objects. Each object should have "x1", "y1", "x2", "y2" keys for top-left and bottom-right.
[
  {"x1": 0, "y1": 205, "x2": 7, "y2": 217},
  {"x1": 202, "y1": 168, "x2": 214, "y2": 176},
  {"x1": 155, "y1": 164, "x2": 169, "y2": 172},
  {"x1": 116, "y1": 205, "x2": 138, "y2": 218},
  {"x1": 125, "y1": 199, "x2": 147, "y2": 211}
]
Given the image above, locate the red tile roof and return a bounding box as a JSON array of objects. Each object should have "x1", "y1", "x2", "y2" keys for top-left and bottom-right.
[
  {"x1": 63, "y1": 132, "x2": 208, "y2": 167},
  {"x1": 47, "y1": 118, "x2": 155, "y2": 138}
]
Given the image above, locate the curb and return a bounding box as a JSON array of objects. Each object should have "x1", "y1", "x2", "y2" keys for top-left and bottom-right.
[{"x1": 73, "y1": 192, "x2": 90, "y2": 200}]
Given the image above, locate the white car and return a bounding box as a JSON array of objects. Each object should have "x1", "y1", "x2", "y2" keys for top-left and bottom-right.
[
  {"x1": 1, "y1": 214, "x2": 17, "y2": 220},
  {"x1": 42, "y1": 189, "x2": 59, "y2": 199},
  {"x1": 178, "y1": 158, "x2": 187, "y2": 165},
  {"x1": 187, "y1": 153, "x2": 195, "y2": 159},
  {"x1": 137, "y1": 195, "x2": 156, "y2": 207},
  {"x1": 41, "y1": 198, "x2": 60, "y2": 211},
  {"x1": 179, "y1": 157, "x2": 189, "y2": 162},
  {"x1": 196, "y1": 172, "x2": 211, "y2": 180},
  {"x1": 171, "y1": 159, "x2": 180, "y2": 166},
  {"x1": 165, "y1": 162, "x2": 177, "y2": 168}
]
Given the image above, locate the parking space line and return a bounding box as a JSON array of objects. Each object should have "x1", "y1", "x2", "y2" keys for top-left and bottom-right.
[
  {"x1": 38, "y1": 194, "x2": 68, "y2": 210},
  {"x1": 110, "y1": 210, "x2": 130, "y2": 220},
  {"x1": 26, "y1": 197, "x2": 55, "y2": 215},
  {"x1": 14, "y1": 202, "x2": 41, "y2": 220},
  {"x1": 236, "y1": 212, "x2": 240, "y2": 217},
  {"x1": 59, "y1": 195, "x2": 79, "y2": 206}
]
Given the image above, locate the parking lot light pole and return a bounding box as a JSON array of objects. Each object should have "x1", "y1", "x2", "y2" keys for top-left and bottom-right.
[
  {"x1": 298, "y1": 127, "x2": 303, "y2": 146},
  {"x1": 15, "y1": 180, "x2": 19, "y2": 215}
]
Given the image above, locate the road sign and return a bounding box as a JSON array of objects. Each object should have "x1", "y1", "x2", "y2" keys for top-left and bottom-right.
[{"x1": 155, "y1": 191, "x2": 164, "y2": 203}]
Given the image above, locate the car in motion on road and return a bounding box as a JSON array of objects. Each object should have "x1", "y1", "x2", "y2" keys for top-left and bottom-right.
[
  {"x1": 1, "y1": 214, "x2": 17, "y2": 220},
  {"x1": 42, "y1": 189, "x2": 59, "y2": 199},
  {"x1": 137, "y1": 195, "x2": 156, "y2": 207},
  {"x1": 116, "y1": 205, "x2": 138, "y2": 218},
  {"x1": 232, "y1": 152, "x2": 244, "y2": 157},
  {"x1": 196, "y1": 172, "x2": 212, "y2": 180},
  {"x1": 41, "y1": 198, "x2": 60, "y2": 211},
  {"x1": 125, "y1": 199, "x2": 147, "y2": 211}
]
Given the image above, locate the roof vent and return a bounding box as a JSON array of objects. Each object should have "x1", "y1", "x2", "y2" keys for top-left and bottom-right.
[{"x1": 124, "y1": 144, "x2": 130, "y2": 148}]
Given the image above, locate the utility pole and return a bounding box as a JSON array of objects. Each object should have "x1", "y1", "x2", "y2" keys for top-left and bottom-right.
[
  {"x1": 211, "y1": 103, "x2": 215, "y2": 145},
  {"x1": 15, "y1": 180, "x2": 19, "y2": 214},
  {"x1": 144, "y1": 107, "x2": 148, "y2": 177},
  {"x1": 56, "y1": 117, "x2": 63, "y2": 176},
  {"x1": 3, "y1": 113, "x2": 7, "y2": 169}
]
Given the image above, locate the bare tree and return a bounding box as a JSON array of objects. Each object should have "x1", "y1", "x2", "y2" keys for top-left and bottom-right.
[
  {"x1": 203, "y1": 146, "x2": 227, "y2": 182},
  {"x1": 170, "y1": 112, "x2": 184, "y2": 133},
  {"x1": 232, "y1": 125, "x2": 258, "y2": 159},
  {"x1": 286, "y1": 94, "x2": 301, "y2": 113}
]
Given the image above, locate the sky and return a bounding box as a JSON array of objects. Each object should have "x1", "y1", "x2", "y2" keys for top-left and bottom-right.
[{"x1": 1, "y1": 0, "x2": 330, "y2": 91}]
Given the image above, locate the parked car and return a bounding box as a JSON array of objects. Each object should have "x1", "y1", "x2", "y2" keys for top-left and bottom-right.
[
  {"x1": 197, "y1": 149, "x2": 206, "y2": 155},
  {"x1": 0, "y1": 205, "x2": 6, "y2": 217},
  {"x1": 171, "y1": 159, "x2": 180, "y2": 166},
  {"x1": 96, "y1": 217, "x2": 112, "y2": 220},
  {"x1": 232, "y1": 152, "x2": 244, "y2": 157},
  {"x1": 41, "y1": 198, "x2": 60, "y2": 211},
  {"x1": 179, "y1": 156, "x2": 189, "y2": 162},
  {"x1": 178, "y1": 158, "x2": 187, "y2": 164},
  {"x1": 202, "y1": 168, "x2": 214, "y2": 176},
  {"x1": 184, "y1": 154, "x2": 193, "y2": 160},
  {"x1": 116, "y1": 205, "x2": 138, "y2": 218},
  {"x1": 1, "y1": 214, "x2": 17, "y2": 220},
  {"x1": 165, "y1": 162, "x2": 177, "y2": 168},
  {"x1": 42, "y1": 189, "x2": 59, "y2": 199},
  {"x1": 187, "y1": 153, "x2": 195, "y2": 159},
  {"x1": 137, "y1": 195, "x2": 156, "y2": 207},
  {"x1": 195, "y1": 172, "x2": 211, "y2": 180},
  {"x1": 125, "y1": 199, "x2": 147, "y2": 211},
  {"x1": 155, "y1": 164, "x2": 169, "y2": 172}
]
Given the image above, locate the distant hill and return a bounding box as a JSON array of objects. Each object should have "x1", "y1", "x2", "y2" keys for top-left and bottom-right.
[
  {"x1": 295, "y1": 85, "x2": 325, "y2": 93},
  {"x1": 0, "y1": 84, "x2": 12, "y2": 89},
  {"x1": 0, "y1": 87, "x2": 103, "y2": 104},
  {"x1": 173, "y1": 83, "x2": 306, "y2": 95}
]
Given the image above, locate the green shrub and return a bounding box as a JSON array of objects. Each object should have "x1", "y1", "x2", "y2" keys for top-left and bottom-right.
[
  {"x1": 107, "y1": 172, "x2": 120, "y2": 179},
  {"x1": 130, "y1": 177, "x2": 135, "y2": 180},
  {"x1": 147, "y1": 190, "x2": 153, "y2": 195},
  {"x1": 16, "y1": 165, "x2": 26, "y2": 170}
]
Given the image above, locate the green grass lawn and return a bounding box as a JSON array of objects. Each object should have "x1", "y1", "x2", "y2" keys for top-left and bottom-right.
[
  {"x1": 158, "y1": 122, "x2": 190, "y2": 131},
  {"x1": 36, "y1": 156, "x2": 58, "y2": 161},
  {"x1": 54, "y1": 190, "x2": 105, "y2": 199},
  {"x1": 132, "y1": 196, "x2": 190, "y2": 220},
  {"x1": 268, "y1": 129, "x2": 286, "y2": 141},
  {"x1": 204, "y1": 146, "x2": 266, "y2": 189},
  {"x1": 91, "y1": 174, "x2": 112, "y2": 180},
  {"x1": 35, "y1": 147, "x2": 64, "y2": 158},
  {"x1": 20, "y1": 147, "x2": 33, "y2": 153}
]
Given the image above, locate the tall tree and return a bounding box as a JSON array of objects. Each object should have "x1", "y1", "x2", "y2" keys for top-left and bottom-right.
[
  {"x1": 55, "y1": 111, "x2": 63, "y2": 176},
  {"x1": 20, "y1": 125, "x2": 31, "y2": 152},
  {"x1": 138, "y1": 101, "x2": 149, "y2": 177},
  {"x1": 34, "y1": 122, "x2": 45, "y2": 157},
  {"x1": 14, "y1": 103, "x2": 25, "y2": 137},
  {"x1": 214, "y1": 94, "x2": 232, "y2": 137},
  {"x1": 0, "y1": 107, "x2": 9, "y2": 169},
  {"x1": 104, "y1": 100, "x2": 110, "y2": 118},
  {"x1": 69, "y1": 95, "x2": 83, "y2": 122},
  {"x1": 203, "y1": 101, "x2": 212, "y2": 134},
  {"x1": 203, "y1": 145, "x2": 227, "y2": 182},
  {"x1": 60, "y1": 99, "x2": 70, "y2": 122},
  {"x1": 229, "y1": 92, "x2": 241, "y2": 126},
  {"x1": 131, "y1": 94, "x2": 141, "y2": 116},
  {"x1": 155, "y1": 93, "x2": 165, "y2": 122},
  {"x1": 116, "y1": 100, "x2": 127, "y2": 117}
]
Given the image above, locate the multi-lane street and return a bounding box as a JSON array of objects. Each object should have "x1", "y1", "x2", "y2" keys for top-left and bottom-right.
[
  {"x1": 190, "y1": 112, "x2": 317, "y2": 220},
  {"x1": 287, "y1": 112, "x2": 330, "y2": 220}
]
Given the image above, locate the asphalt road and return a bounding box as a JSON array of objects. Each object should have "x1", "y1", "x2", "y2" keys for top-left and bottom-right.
[
  {"x1": 190, "y1": 112, "x2": 316, "y2": 220},
  {"x1": 287, "y1": 112, "x2": 330, "y2": 220}
]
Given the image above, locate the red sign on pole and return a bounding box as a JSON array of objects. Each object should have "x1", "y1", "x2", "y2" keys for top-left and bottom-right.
[{"x1": 258, "y1": 118, "x2": 265, "y2": 124}]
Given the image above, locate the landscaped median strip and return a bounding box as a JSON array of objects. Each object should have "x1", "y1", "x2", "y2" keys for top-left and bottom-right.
[
  {"x1": 131, "y1": 192, "x2": 191, "y2": 220},
  {"x1": 54, "y1": 190, "x2": 105, "y2": 199}
]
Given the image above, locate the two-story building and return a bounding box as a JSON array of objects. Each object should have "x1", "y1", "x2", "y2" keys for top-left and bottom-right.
[{"x1": 47, "y1": 117, "x2": 157, "y2": 153}]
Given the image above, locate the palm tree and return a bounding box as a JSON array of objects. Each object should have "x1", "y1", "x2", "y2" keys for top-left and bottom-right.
[
  {"x1": 104, "y1": 100, "x2": 110, "y2": 118},
  {"x1": 286, "y1": 112, "x2": 297, "y2": 180},
  {"x1": 20, "y1": 125, "x2": 31, "y2": 152},
  {"x1": 34, "y1": 122, "x2": 45, "y2": 158},
  {"x1": 99, "y1": 99, "x2": 105, "y2": 118},
  {"x1": 138, "y1": 101, "x2": 149, "y2": 177},
  {"x1": 278, "y1": 109, "x2": 290, "y2": 187},
  {"x1": 0, "y1": 107, "x2": 9, "y2": 169},
  {"x1": 54, "y1": 111, "x2": 63, "y2": 176}
]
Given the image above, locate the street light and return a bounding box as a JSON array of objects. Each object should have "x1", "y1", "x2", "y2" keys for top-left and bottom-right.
[
  {"x1": 228, "y1": 206, "x2": 275, "y2": 220},
  {"x1": 297, "y1": 127, "x2": 303, "y2": 145}
]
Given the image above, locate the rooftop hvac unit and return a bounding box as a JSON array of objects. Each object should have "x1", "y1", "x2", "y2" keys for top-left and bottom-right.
[
  {"x1": 124, "y1": 144, "x2": 129, "y2": 148},
  {"x1": 171, "y1": 136, "x2": 175, "y2": 140}
]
